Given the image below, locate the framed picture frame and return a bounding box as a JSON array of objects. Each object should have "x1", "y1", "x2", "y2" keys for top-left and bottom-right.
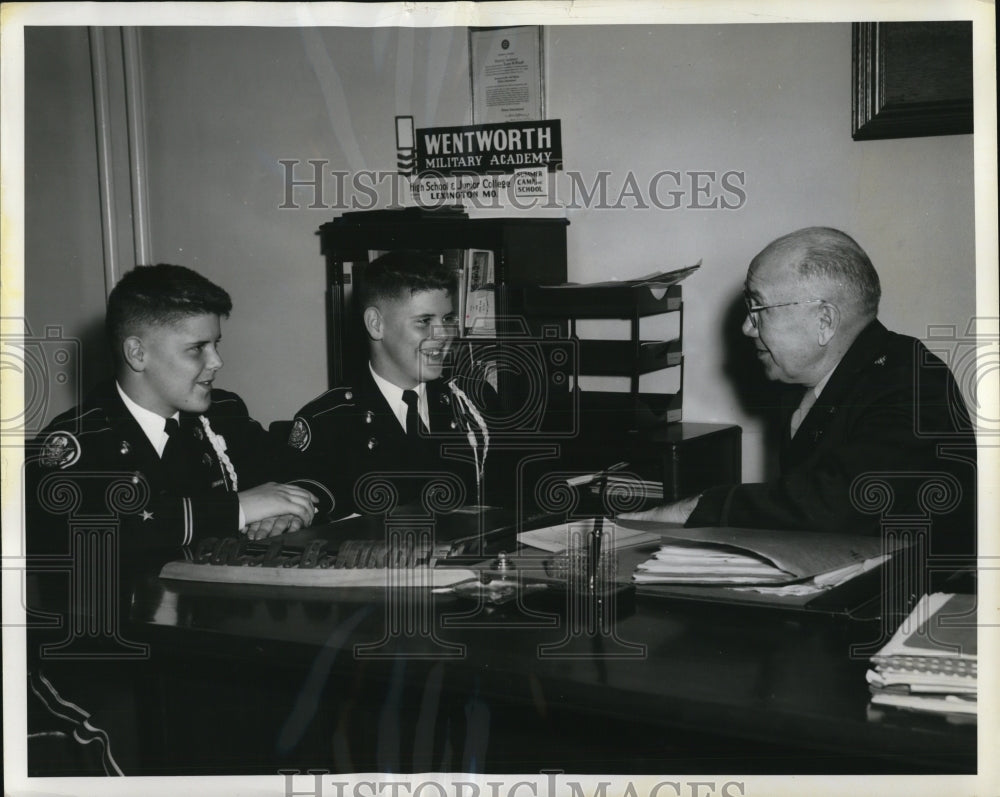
[
  {"x1": 469, "y1": 26, "x2": 545, "y2": 124},
  {"x1": 851, "y1": 21, "x2": 973, "y2": 141}
]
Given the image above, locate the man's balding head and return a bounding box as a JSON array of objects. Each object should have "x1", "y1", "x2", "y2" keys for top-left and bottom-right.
[
  {"x1": 750, "y1": 227, "x2": 881, "y2": 324},
  {"x1": 743, "y1": 227, "x2": 881, "y2": 386}
]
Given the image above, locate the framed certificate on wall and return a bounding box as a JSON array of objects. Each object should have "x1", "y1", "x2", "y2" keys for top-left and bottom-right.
[{"x1": 469, "y1": 26, "x2": 545, "y2": 124}]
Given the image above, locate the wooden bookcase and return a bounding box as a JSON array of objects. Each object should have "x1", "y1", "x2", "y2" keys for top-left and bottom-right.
[{"x1": 318, "y1": 207, "x2": 569, "y2": 386}]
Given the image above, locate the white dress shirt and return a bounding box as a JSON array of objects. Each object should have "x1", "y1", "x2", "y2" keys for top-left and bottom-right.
[
  {"x1": 116, "y1": 382, "x2": 178, "y2": 457},
  {"x1": 790, "y1": 366, "x2": 837, "y2": 438},
  {"x1": 116, "y1": 382, "x2": 246, "y2": 528},
  {"x1": 369, "y1": 363, "x2": 429, "y2": 432}
]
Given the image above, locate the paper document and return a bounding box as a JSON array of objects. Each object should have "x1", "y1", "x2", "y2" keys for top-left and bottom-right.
[
  {"x1": 518, "y1": 520, "x2": 659, "y2": 554},
  {"x1": 620, "y1": 522, "x2": 904, "y2": 580},
  {"x1": 546, "y1": 262, "x2": 701, "y2": 289}
]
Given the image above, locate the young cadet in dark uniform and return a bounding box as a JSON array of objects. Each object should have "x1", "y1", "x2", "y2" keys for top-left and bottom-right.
[
  {"x1": 288, "y1": 250, "x2": 496, "y2": 518},
  {"x1": 24, "y1": 264, "x2": 329, "y2": 774},
  {"x1": 26, "y1": 264, "x2": 327, "y2": 554},
  {"x1": 622, "y1": 227, "x2": 976, "y2": 559}
]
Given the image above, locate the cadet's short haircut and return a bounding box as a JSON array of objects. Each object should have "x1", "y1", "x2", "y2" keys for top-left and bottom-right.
[
  {"x1": 106, "y1": 264, "x2": 233, "y2": 354},
  {"x1": 359, "y1": 250, "x2": 456, "y2": 309}
]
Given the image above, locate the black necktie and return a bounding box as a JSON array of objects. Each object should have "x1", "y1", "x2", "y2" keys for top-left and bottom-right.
[
  {"x1": 162, "y1": 417, "x2": 187, "y2": 483},
  {"x1": 402, "y1": 390, "x2": 421, "y2": 437}
]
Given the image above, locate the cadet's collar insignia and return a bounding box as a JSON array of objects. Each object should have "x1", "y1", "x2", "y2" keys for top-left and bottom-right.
[
  {"x1": 874, "y1": 355, "x2": 887, "y2": 366},
  {"x1": 288, "y1": 418, "x2": 312, "y2": 452},
  {"x1": 131, "y1": 471, "x2": 142, "y2": 484},
  {"x1": 193, "y1": 426, "x2": 204, "y2": 440},
  {"x1": 40, "y1": 431, "x2": 81, "y2": 469},
  {"x1": 365, "y1": 410, "x2": 374, "y2": 424},
  {"x1": 119, "y1": 440, "x2": 131, "y2": 456},
  {"x1": 202, "y1": 453, "x2": 213, "y2": 467},
  {"x1": 141, "y1": 510, "x2": 154, "y2": 522},
  {"x1": 440, "y1": 393, "x2": 450, "y2": 405},
  {"x1": 450, "y1": 420, "x2": 458, "y2": 430},
  {"x1": 367, "y1": 437, "x2": 378, "y2": 451}
]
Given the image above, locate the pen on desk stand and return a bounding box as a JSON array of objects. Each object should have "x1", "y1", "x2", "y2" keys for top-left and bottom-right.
[{"x1": 588, "y1": 469, "x2": 615, "y2": 593}]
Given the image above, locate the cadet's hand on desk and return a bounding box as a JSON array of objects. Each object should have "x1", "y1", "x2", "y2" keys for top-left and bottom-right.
[
  {"x1": 618, "y1": 494, "x2": 701, "y2": 525},
  {"x1": 238, "y1": 482, "x2": 318, "y2": 528},
  {"x1": 243, "y1": 513, "x2": 303, "y2": 541}
]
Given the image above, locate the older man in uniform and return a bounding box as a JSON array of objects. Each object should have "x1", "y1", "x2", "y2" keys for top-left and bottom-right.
[
  {"x1": 622, "y1": 227, "x2": 976, "y2": 560},
  {"x1": 288, "y1": 250, "x2": 496, "y2": 518}
]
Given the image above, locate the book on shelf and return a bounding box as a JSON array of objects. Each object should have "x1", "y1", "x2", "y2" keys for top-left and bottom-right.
[
  {"x1": 866, "y1": 591, "x2": 977, "y2": 717},
  {"x1": 464, "y1": 248, "x2": 496, "y2": 335}
]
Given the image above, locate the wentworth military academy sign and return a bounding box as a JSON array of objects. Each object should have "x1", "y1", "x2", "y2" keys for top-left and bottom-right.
[
  {"x1": 397, "y1": 116, "x2": 562, "y2": 178},
  {"x1": 415, "y1": 120, "x2": 562, "y2": 176}
]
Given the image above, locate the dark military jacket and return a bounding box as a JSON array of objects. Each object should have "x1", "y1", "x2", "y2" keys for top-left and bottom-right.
[
  {"x1": 288, "y1": 368, "x2": 500, "y2": 517},
  {"x1": 687, "y1": 321, "x2": 977, "y2": 557},
  {"x1": 25, "y1": 380, "x2": 329, "y2": 555}
]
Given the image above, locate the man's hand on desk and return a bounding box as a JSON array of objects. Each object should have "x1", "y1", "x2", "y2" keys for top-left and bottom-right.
[
  {"x1": 618, "y1": 494, "x2": 701, "y2": 525},
  {"x1": 238, "y1": 482, "x2": 318, "y2": 533},
  {"x1": 243, "y1": 513, "x2": 304, "y2": 540}
]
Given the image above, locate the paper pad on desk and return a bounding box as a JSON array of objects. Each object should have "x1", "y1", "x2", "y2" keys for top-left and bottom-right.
[
  {"x1": 620, "y1": 522, "x2": 899, "y2": 586},
  {"x1": 518, "y1": 520, "x2": 659, "y2": 553}
]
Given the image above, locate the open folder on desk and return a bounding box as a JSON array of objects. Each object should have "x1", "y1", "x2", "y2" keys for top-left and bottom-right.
[{"x1": 617, "y1": 522, "x2": 909, "y2": 612}]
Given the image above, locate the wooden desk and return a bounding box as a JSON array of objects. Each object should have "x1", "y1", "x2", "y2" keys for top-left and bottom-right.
[{"x1": 107, "y1": 521, "x2": 974, "y2": 776}]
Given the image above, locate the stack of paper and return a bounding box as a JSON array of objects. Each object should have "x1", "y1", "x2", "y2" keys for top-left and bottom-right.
[
  {"x1": 867, "y1": 592, "x2": 977, "y2": 717},
  {"x1": 634, "y1": 540, "x2": 793, "y2": 584},
  {"x1": 622, "y1": 523, "x2": 899, "y2": 588}
]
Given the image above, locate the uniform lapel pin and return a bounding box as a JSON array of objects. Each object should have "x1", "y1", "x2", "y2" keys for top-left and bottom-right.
[{"x1": 119, "y1": 441, "x2": 130, "y2": 455}]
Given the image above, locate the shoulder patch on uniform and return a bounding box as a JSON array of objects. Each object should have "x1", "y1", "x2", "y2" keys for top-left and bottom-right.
[
  {"x1": 40, "y1": 431, "x2": 82, "y2": 469},
  {"x1": 288, "y1": 417, "x2": 312, "y2": 451}
]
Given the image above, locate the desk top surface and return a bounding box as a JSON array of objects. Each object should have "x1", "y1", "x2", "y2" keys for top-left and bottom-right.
[{"x1": 121, "y1": 513, "x2": 976, "y2": 775}]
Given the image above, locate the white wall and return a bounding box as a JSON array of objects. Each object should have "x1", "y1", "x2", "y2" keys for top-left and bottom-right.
[
  {"x1": 24, "y1": 27, "x2": 114, "y2": 420},
  {"x1": 26, "y1": 24, "x2": 976, "y2": 482}
]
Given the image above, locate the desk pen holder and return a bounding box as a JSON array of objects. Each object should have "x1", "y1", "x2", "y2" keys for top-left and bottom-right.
[{"x1": 542, "y1": 534, "x2": 636, "y2": 619}]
